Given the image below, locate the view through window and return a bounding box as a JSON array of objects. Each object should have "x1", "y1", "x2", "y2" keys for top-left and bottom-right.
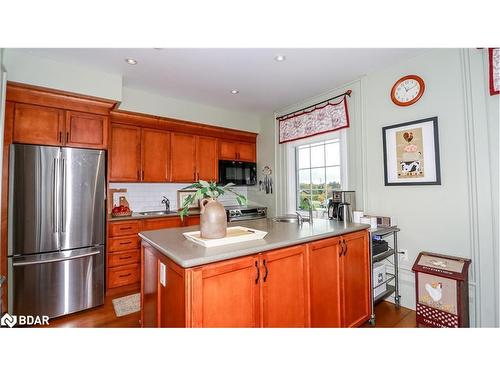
[{"x1": 296, "y1": 139, "x2": 341, "y2": 211}]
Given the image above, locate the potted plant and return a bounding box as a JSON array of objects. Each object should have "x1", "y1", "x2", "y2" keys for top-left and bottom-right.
[{"x1": 179, "y1": 180, "x2": 247, "y2": 239}]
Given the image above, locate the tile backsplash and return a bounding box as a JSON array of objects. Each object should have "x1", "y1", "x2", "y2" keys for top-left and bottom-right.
[{"x1": 109, "y1": 183, "x2": 248, "y2": 212}]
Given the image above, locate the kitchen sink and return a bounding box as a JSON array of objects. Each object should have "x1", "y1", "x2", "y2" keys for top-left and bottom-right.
[
  {"x1": 137, "y1": 210, "x2": 174, "y2": 216},
  {"x1": 272, "y1": 215, "x2": 299, "y2": 223}
]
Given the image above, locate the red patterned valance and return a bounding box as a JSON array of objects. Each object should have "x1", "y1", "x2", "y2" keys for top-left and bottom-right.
[
  {"x1": 278, "y1": 97, "x2": 350, "y2": 144},
  {"x1": 490, "y1": 48, "x2": 499, "y2": 95}
]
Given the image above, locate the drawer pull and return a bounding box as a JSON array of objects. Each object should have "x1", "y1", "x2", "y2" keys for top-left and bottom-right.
[
  {"x1": 119, "y1": 241, "x2": 132, "y2": 245},
  {"x1": 119, "y1": 256, "x2": 132, "y2": 260},
  {"x1": 119, "y1": 273, "x2": 132, "y2": 278},
  {"x1": 119, "y1": 227, "x2": 132, "y2": 230}
]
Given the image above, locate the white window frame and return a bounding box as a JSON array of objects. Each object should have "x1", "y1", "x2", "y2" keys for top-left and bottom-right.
[{"x1": 285, "y1": 130, "x2": 348, "y2": 215}]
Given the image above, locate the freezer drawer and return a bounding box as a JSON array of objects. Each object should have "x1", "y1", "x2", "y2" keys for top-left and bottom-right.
[{"x1": 9, "y1": 246, "x2": 104, "y2": 319}]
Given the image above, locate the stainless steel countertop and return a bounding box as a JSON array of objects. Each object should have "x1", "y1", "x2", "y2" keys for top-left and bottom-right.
[
  {"x1": 139, "y1": 218, "x2": 370, "y2": 268},
  {"x1": 108, "y1": 209, "x2": 201, "y2": 222}
]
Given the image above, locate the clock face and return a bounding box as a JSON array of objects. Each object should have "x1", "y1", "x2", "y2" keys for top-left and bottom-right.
[{"x1": 391, "y1": 75, "x2": 425, "y2": 106}]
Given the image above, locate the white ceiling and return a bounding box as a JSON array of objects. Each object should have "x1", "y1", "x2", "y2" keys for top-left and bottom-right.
[{"x1": 18, "y1": 48, "x2": 428, "y2": 113}]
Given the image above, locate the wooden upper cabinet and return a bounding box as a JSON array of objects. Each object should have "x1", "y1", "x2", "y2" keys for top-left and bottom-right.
[
  {"x1": 109, "y1": 124, "x2": 141, "y2": 181},
  {"x1": 196, "y1": 136, "x2": 218, "y2": 182},
  {"x1": 141, "y1": 129, "x2": 170, "y2": 182},
  {"x1": 65, "y1": 111, "x2": 108, "y2": 149},
  {"x1": 341, "y1": 230, "x2": 370, "y2": 328},
  {"x1": 309, "y1": 237, "x2": 343, "y2": 327},
  {"x1": 13, "y1": 103, "x2": 64, "y2": 146},
  {"x1": 237, "y1": 142, "x2": 256, "y2": 162},
  {"x1": 261, "y1": 245, "x2": 310, "y2": 328},
  {"x1": 170, "y1": 133, "x2": 196, "y2": 182},
  {"x1": 191, "y1": 255, "x2": 260, "y2": 328},
  {"x1": 219, "y1": 140, "x2": 256, "y2": 162},
  {"x1": 219, "y1": 140, "x2": 237, "y2": 160}
]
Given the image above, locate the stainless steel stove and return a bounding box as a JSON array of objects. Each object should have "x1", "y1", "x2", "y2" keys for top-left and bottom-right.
[{"x1": 225, "y1": 205, "x2": 267, "y2": 222}]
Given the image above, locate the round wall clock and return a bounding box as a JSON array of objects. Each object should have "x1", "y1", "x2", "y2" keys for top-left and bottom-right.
[{"x1": 390, "y1": 75, "x2": 425, "y2": 106}]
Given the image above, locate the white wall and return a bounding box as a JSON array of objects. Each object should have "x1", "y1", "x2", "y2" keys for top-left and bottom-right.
[
  {"x1": 271, "y1": 48, "x2": 499, "y2": 327},
  {"x1": 3, "y1": 49, "x2": 123, "y2": 101},
  {"x1": 120, "y1": 87, "x2": 261, "y2": 133},
  {"x1": 247, "y1": 113, "x2": 278, "y2": 216}
]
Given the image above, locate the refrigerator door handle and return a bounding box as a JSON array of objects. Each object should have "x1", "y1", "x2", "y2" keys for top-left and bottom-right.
[
  {"x1": 61, "y1": 157, "x2": 66, "y2": 233},
  {"x1": 53, "y1": 157, "x2": 58, "y2": 233},
  {"x1": 12, "y1": 248, "x2": 101, "y2": 267}
]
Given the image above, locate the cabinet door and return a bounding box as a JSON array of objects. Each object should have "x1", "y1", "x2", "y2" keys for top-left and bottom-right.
[
  {"x1": 309, "y1": 237, "x2": 342, "y2": 327},
  {"x1": 109, "y1": 124, "x2": 141, "y2": 181},
  {"x1": 219, "y1": 140, "x2": 237, "y2": 160},
  {"x1": 341, "y1": 230, "x2": 370, "y2": 328},
  {"x1": 237, "y1": 142, "x2": 256, "y2": 162},
  {"x1": 65, "y1": 111, "x2": 108, "y2": 149},
  {"x1": 191, "y1": 256, "x2": 260, "y2": 327},
  {"x1": 141, "y1": 217, "x2": 183, "y2": 231},
  {"x1": 158, "y1": 258, "x2": 186, "y2": 328},
  {"x1": 13, "y1": 103, "x2": 64, "y2": 146},
  {"x1": 261, "y1": 245, "x2": 309, "y2": 328},
  {"x1": 196, "y1": 136, "x2": 218, "y2": 181},
  {"x1": 141, "y1": 129, "x2": 170, "y2": 182},
  {"x1": 171, "y1": 133, "x2": 196, "y2": 182}
]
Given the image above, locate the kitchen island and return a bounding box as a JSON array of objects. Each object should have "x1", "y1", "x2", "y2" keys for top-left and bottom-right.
[{"x1": 139, "y1": 218, "x2": 371, "y2": 328}]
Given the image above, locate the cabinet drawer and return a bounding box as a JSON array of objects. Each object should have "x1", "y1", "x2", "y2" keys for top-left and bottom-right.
[
  {"x1": 109, "y1": 221, "x2": 139, "y2": 237},
  {"x1": 108, "y1": 249, "x2": 140, "y2": 267},
  {"x1": 108, "y1": 236, "x2": 140, "y2": 252},
  {"x1": 141, "y1": 217, "x2": 183, "y2": 231},
  {"x1": 108, "y1": 264, "x2": 140, "y2": 288}
]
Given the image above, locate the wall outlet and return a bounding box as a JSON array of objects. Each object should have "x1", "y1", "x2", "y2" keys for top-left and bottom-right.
[{"x1": 399, "y1": 249, "x2": 409, "y2": 262}]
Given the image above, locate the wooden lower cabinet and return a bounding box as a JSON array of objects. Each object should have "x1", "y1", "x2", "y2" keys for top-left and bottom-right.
[
  {"x1": 191, "y1": 255, "x2": 260, "y2": 328},
  {"x1": 261, "y1": 245, "x2": 309, "y2": 328},
  {"x1": 309, "y1": 230, "x2": 370, "y2": 327},
  {"x1": 141, "y1": 229, "x2": 370, "y2": 328},
  {"x1": 107, "y1": 216, "x2": 199, "y2": 294}
]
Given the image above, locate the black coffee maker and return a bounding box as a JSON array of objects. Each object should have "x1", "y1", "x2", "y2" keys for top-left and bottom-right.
[{"x1": 327, "y1": 190, "x2": 356, "y2": 221}]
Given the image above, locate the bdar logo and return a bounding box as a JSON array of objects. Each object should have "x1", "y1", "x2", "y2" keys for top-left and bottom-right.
[{"x1": 1, "y1": 313, "x2": 17, "y2": 328}]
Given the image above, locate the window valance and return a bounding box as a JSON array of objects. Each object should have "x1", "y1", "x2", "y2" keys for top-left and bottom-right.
[{"x1": 277, "y1": 91, "x2": 351, "y2": 144}]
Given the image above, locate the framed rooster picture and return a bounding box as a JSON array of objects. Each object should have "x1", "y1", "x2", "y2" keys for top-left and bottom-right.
[{"x1": 382, "y1": 117, "x2": 441, "y2": 186}]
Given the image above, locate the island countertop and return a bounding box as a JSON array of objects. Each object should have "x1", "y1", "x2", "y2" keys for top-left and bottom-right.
[{"x1": 139, "y1": 218, "x2": 370, "y2": 268}]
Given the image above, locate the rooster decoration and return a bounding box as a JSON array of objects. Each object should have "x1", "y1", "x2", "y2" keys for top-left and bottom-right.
[{"x1": 425, "y1": 282, "x2": 443, "y2": 302}]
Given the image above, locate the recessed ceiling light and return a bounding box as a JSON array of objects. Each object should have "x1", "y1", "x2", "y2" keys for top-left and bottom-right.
[
  {"x1": 274, "y1": 55, "x2": 286, "y2": 62},
  {"x1": 230, "y1": 89, "x2": 239, "y2": 94},
  {"x1": 125, "y1": 58, "x2": 138, "y2": 65}
]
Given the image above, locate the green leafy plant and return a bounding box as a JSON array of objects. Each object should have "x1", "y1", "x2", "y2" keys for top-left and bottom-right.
[{"x1": 179, "y1": 180, "x2": 247, "y2": 220}]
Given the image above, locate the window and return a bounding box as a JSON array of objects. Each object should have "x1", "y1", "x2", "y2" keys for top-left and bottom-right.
[{"x1": 296, "y1": 139, "x2": 342, "y2": 211}]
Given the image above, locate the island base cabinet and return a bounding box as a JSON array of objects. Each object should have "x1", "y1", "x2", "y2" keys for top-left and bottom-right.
[
  {"x1": 309, "y1": 231, "x2": 370, "y2": 328},
  {"x1": 261, "y1": 245, "x2": 310, "y2": 328},
  {"x1": 190, "y1": 255, "x2": 260, "y2": 328}
]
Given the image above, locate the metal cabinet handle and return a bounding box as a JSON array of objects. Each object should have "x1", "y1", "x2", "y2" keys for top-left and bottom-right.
[
  {"x1": 59, "y1": 131, "x2": 62, "y2": 143},
  {"x1": 120, "y1": 227, "x2": 132, "y2": 230},
  {"x1": 255, "y1": 260, "x2": 260, "y2": 284},
  {"x1": 343, "y1": 239, "x2": 348, "y2": 256},
  {"x1": 119, "y1": 241, "x2": 132, "y2": 245},
  {"x1": 66, "y1": 132, "x2": 69, "y2": 143},
  {"x1": 61, "y1": 158, "x2": 66, "y2": 232},
  {"x1": 119, "y1": 256, "x2": 132, "y2": 260},
  {"x1": 119, "y1": 273, "x2": 132, "y2": 278},
  {"x1": 263, "y1": 259, "x2": 269, "y2": 282},
  {"x1": 137, "y1": 170, "x2": 140, "y2": 180}
]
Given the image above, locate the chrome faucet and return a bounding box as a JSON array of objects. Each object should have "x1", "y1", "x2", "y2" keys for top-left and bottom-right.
[
  {"x1": 161, "y1": 196, "x2": 170, "y2": 212},
  {"x1": 296, "y1": 195, "x2": 313, "y2": 225}
]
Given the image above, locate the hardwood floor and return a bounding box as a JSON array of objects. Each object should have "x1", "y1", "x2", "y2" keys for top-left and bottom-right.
[
  {"x1": 46, "y1": 290, "x2": 141, "y2": 328},
  {"x1": 362, "y1": 301, "x2": 417, "y2": 328},
  {"x1": 44, "y1": 292, "x2": 414, "y2": 328}
]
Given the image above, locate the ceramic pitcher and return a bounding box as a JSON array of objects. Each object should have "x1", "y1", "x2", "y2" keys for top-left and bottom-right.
[{"x1": 199, "y1": 198, "x2": 227, "y2": 239}]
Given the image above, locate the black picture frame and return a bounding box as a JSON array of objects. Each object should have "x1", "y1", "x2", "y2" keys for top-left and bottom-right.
[{"x1": 382, "y1": 116, "x2": 441, "y2": 186}]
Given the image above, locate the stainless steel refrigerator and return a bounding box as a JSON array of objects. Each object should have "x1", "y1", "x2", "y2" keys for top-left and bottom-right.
[{"x1": 8, "y1": 144, "x2": 105, "y2": 319}]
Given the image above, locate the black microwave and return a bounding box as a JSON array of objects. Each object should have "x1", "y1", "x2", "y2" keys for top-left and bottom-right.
[{"x1": 218, "y1": 160, "x2": 257, "y2": 186}]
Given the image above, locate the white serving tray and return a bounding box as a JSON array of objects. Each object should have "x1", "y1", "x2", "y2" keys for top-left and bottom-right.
[{"x1": 183, "y1": 226, "x2": 268, "y2": 247}]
